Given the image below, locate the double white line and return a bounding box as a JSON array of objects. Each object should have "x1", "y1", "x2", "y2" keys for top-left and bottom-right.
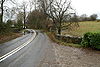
[{"x1": 0, "y1": 30, "x2": 36, "y2": 62}]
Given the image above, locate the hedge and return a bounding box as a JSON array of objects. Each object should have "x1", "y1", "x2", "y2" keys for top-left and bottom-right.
[{"x1": 81, "y1": 32, "x2": 100, "y2": 50}]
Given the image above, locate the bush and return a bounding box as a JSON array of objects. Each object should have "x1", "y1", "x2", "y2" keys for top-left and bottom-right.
[
  {"x1": 81, "y1": 32, "x2": 100, "y2": 50},
  {"x1": 0, "y1": 23, "x2": 10, "y2": 34},
  {"x1": 0, "y1": 20, "x2": 13, "y2": 34}
]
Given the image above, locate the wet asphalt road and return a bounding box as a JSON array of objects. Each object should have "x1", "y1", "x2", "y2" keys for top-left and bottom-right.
[
  {"x1": 0, "y1": 31, "x2": 57, "y2": 67},
  {"x1": 0, "y1": 34, "x2": 32, "y2": 57}
]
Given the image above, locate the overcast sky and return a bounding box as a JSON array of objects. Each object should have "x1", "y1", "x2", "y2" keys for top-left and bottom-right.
[
  {"x1": 71, "y1": 0, "x2": 100, "y2": 19},
  {"x1": 13, "y1": 0, "x2": 100, "y2": 19}
]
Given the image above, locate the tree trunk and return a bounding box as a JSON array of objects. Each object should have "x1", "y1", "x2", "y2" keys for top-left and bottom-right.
[
  {"x1": 58, "y1": 21, "x2": 62, "y2": 35},
  {"x1": 23, "y1": 6, "x2": 26, "y2": 29},
  {"x1": 58, "y1": 27, "x2": 61, "y2": 35},
  {"x1": 1, "y1": 0, "x2": 4, "y2": 23}
]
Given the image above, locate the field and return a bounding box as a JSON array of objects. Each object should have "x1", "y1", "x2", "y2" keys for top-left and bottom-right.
[{"x1": 62, "y1": 21, "x2": 100, "y2": 36}]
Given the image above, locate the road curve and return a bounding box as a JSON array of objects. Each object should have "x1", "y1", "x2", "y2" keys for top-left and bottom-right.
[
  {"x1": 0, "y1": 30, "x2": 58, "y2": 67},
  {"x1": 0, "y1": 30, "x2": 36, "y2": 62}
]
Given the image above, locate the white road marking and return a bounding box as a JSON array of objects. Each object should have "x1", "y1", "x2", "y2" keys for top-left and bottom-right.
[{"x1": 0, "y1": 30, "x2": 36, "y2": 62}]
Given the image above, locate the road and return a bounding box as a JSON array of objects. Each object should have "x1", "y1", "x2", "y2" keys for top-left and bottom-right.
[{"x1": 0, "y1": 30, "x2": 58, "y2": 67}]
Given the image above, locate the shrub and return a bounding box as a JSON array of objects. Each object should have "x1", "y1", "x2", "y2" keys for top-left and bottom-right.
[
  {"x1": 81, "y1": 32, "x2": 100, "y2": 50},
  {"x1": 0, "y1": 20, "x2": 13, "y2": 34}
]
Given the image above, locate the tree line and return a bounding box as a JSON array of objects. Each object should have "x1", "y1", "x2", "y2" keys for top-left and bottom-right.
[{"x1": 72, "y1": 14, "x2": 98, "y2": 22}]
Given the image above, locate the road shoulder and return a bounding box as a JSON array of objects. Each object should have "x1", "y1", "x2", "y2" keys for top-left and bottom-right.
[{"x1": 53, "y1": 43, "x2": 100, "y2": 67}]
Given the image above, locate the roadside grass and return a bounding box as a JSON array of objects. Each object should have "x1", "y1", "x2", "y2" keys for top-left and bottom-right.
[
  {"x1": 0, "y1": 33, "x2": 21, "y2": 44},
  {"x1": 62, "y1": 21, "x2": 100, "y2": 36},
  {"x1": 46, "y1": 32, "x2": 81, "y2": 48}
]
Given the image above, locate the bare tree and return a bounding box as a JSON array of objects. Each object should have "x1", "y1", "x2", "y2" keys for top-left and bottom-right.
[
  {"x1": 5, "y1": 7, "x2": 16, "y2": 20},
  {"x1": 29, "y1": 0, "x2": 37, "y2": 13},
  {"x1": 0, "y1": 0, "x2": 6, "y2": 23},
  {"x1": 19, "y1": 1, "x2": 28, "y2": 29},
  {"x1": 23, "y1": 2, "x2": 27, "y2": 29},
  {"x1": 38, "y1": 0, "x2": 75, "y2": 35},
  {"x1": 0, "y1": 0, "x2": 17, "y2": 22},
  {"x1": 29, "y1": 0, "x2": 33, "y2": 13}
]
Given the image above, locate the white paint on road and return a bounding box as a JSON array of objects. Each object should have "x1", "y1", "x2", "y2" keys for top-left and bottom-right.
[{"x1": 0, "y1": 30, "x2": 36, "y2": 62}]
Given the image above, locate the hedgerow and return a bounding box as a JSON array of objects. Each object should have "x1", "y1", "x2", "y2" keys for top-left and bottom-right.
[{"x1": 81, "y1": 32, "x2": 100, "y2": 50}]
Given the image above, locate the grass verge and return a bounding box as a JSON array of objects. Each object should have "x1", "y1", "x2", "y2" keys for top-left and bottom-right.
[
  {"x1": 0, "y1": 33, "x2": 21, "y2": 44},
  {"x1": 46, "y1": 32, "x2": 81, "y2": 48}
]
